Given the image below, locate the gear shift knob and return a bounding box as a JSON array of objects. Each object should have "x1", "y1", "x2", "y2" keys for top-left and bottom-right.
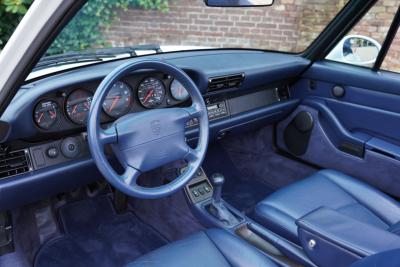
[{"x1": 211, "y1": 173, "x2": 224, "y2": 203}]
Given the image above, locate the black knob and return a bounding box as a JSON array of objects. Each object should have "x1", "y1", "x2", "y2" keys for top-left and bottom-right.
[
  {"x1": 61, "y1": 137, "x2": 81, "y2": 159},
  {"x1": 211, "y1": 173, "x2": 224, "y2": 203}
]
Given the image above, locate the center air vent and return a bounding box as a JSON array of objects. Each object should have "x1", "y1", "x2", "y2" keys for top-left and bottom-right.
[
  {"x1": 0, "y1": 149, "x2": 32, "y2": 179},
  {"x1": 207, "y1": 73, "x2": 244, "y2": 92}
]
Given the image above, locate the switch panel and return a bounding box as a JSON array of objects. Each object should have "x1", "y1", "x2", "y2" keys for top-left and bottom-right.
[{"x1": 184, "y1": 167, "x2": 213, "y2": 203}]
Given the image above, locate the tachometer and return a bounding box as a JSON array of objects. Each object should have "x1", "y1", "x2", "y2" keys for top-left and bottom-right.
[
  {"x1": 34, "y1": 100, "x2": 60, "y2": 129},
  {"x1": 102, "y1": 81, "x2": 132, "y2": 118},
  {"x1": 137, "y1": 77, "x2": 165, "y2": 108},
  {"x1": 170, "y1": 79, "x2": 189, "y2": 101},
  {"x1": 65, "y1": 89, "x2": 93, "y2": 125}
]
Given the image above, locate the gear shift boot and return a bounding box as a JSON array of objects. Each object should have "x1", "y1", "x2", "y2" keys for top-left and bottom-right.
[
  {"x1": 207, "y1": 173, "x2": 240, "y2": 226},
  {"x1": 207, "y1": 200, "x2": 240, "y2": 226}
]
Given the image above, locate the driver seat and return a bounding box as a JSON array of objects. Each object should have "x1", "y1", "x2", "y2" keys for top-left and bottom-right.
[{"x1": 125, "y1": 229, "x2": 278, "y2": 267}]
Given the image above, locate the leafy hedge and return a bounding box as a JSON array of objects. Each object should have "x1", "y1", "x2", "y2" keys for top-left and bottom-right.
[
  {"x1": 0, "y1": 0, "x2": 33, "y2": 48},
  {"x1": 0, "y1": 0, "x2": 169, "y2": 54}
]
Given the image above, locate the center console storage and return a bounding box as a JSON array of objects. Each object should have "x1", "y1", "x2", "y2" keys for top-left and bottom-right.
[{"x1": 296, "y1": 207, "x2": 400, "y2": 267}]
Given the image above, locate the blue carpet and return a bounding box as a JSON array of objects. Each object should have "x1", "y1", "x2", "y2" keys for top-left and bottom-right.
[
  {"x1": 34, "y1": 196, "x2": 167, "y2": 267},
  {"x1": 203, "y1": 142, "x2": 274, "y2": 215}
]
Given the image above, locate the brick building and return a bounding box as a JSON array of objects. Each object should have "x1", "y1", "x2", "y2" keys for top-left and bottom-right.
[{"x1": 103, "y1": 0, "x2": 400, "y2": 71}]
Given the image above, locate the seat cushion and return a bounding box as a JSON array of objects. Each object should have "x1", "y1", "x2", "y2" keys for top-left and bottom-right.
[
  {"x1": 350, "y1": 249, "x2": 400, "y2": 267},
  {"x1": 254, "y1": 169, "x2": 400, "y2": 245},
  {"x1": 125, "y1": 229, "x2": 278, "y2": 267}
]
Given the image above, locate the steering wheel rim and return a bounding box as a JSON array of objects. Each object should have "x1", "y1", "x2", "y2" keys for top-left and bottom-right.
[{"x1": 88, "y1": 60, "x2": 209, "y2": 199}]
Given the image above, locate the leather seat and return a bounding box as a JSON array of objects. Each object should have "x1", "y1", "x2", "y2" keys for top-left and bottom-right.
[
  {"x1": 125, "y1": 228, "x2": 278, "y2": 267},
  {"x1": 254, "y1": 169, "x2": 400, "y2": 245},
  {"x1": 350, "y1": 248, "x2": 400, "y2": 267}
]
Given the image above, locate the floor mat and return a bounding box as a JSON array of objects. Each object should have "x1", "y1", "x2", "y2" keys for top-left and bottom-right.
[
  {"x1": 34, "y1": 196, "x2": 167, "y2": 267},
  {"x1": 130, "y1": 191, "x2": 205, "y2": 242}
]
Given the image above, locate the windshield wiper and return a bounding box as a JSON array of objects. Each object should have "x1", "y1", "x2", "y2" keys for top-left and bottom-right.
[{"x1": 34, "y1": 44, "x2": 163, "y2": 71}]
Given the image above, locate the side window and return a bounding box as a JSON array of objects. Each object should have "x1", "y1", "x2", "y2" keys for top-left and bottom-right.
[
  {"x1": 381, "y1": 28, "x2": 400, "y2": 73},
  {"x1": 326, "y1": 0, "x2": 400, "y2": 68}
]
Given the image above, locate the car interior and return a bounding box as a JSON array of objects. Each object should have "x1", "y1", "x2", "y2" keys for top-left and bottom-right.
[{"x1": 1, "y1": 0, "x2": 400, "y2": 267}]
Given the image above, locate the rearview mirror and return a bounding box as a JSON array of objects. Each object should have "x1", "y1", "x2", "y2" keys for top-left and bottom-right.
[
  {"x1": 326, "y1": 35, "x2": 381, "y2": 67},
  {"x1": 205, "y1": 0, "x2": 274, "y2": 7}
]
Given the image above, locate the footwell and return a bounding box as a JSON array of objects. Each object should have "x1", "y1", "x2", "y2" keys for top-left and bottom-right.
[
  {"x1": 203, "y1": 126, "x2": 316, "y2": 215},
  {"x1": 34, "y1": 196, "x2": 167, "y2": 267}
]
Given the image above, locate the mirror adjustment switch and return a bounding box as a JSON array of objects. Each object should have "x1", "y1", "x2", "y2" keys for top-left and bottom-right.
[{"x1": 46, "y1": 147, "x2": 58, "y2": 158}]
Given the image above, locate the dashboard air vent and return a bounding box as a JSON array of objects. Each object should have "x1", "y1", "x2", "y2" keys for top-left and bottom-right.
[
  {"x1": 208, "y1": 73, "x2": 244, "y2": 92},
  {"x1": 0, "y1": 149, "x2": 31, "y2": 179}
]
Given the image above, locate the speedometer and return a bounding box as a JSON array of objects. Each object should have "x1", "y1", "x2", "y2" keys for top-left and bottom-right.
[
  {"x1": 137, "y1": 77, "x2": 165, "y2": 108},
  {"x1": 65, "y1": 89, "x2": 93, "y2": 125}
]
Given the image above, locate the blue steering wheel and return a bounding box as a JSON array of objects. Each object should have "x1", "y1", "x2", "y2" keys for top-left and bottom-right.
[{"x1": 88, "y1": 60, "x2": 209, "y2": 199}]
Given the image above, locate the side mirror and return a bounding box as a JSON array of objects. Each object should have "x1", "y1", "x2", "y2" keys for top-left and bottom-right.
[
  {"x1": 205, "y1": 0, "x2": 274, "y2": 7},
  {"x1": 326, "y1": 35, "x2": 381, "y2": 67}
]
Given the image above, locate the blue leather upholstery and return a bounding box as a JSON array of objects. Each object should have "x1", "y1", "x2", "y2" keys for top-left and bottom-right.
[
  {"x1": 296, "y1": 207, "x2": 400, "y2": 267},
  {"x1": 350, "y1": 249, "x2": 400, "y2": 267},
  {"x1": 125, "y1": 229, "x2": 278, "y2": 267},
  {"x1": 255, "y1": 169, "x2": 400, "y2": 245}
]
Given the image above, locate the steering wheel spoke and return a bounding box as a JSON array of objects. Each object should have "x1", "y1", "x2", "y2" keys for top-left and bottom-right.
[
  {"x1": 122, "y1": 165, "x2": 141, "y2": 186},
  {"x1": 99, "y1": 126, "x2": 118, "y2": 145},
  {"x1": 183, "y1": 103, "x2": 202, "y2": 120},
  {"x1": 184, "y1": 146, "x2": 201, "y2": 162}
]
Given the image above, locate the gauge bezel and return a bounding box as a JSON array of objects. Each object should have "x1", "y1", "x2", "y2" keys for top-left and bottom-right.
[
  {"x1": 137, "y1": 77, "x2": 166, "y2": 109},
  {"x1": 65, "y1": 89, "x2": 93, "y2": 125},
  {"x1": 102, "y1": 81, "x2": 133, "y2": 118},
  {"x1": 33, "y1": 99, "x2": 60, "y2": 130}
]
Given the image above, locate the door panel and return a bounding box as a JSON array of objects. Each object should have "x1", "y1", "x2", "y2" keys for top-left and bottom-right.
[{"x1": 276, "y1": 61, "x2": 400, "y2": 197}]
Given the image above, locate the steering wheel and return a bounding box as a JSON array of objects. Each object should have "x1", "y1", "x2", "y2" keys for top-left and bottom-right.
[{"x1": 87, "y1": 60, "x2": 209, "y2": 199}]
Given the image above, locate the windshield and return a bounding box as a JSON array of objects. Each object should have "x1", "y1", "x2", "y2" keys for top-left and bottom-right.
[{"x1": 35, "y1": 0, "x2": 348, "y2": 69}]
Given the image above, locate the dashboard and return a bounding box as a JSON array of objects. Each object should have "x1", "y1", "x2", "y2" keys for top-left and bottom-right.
[
  {"x1": 32, "y1": 72, "x2": 190, "y2": 132},
  {"x1": 0, "y1": 50, "x2": 310, "y2": 210}
]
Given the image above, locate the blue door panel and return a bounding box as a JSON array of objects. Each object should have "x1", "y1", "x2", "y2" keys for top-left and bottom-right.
[{"x1": 277, "y1": 60, "x2": 400, "y2": 196}]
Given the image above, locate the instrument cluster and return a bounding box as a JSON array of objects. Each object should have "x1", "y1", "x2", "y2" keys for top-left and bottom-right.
[{"x1": 33, "y1": 74, "x2": 189, "y2": 130}]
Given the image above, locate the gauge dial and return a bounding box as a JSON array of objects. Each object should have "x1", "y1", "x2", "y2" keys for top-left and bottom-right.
[
  {"x1": 65, "y1": 89, "x2": 93, "y2": 125},
  {"x1": 34, "y1": 100, "x2": 60, "y2": 129},
  {"x1": 103, "y1": 81, "x2": 132, "y2": 118},
  {"x1": 137, "y1": 77, "x2": 165, "y2": 108},
  {"x1": 170, "y1": 79, "x2": 189, "y2": 101}
]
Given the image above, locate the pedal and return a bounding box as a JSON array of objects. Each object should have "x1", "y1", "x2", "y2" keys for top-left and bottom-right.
[{"x1": 0, "y1": 211, "x2": 14, "y2": 256}]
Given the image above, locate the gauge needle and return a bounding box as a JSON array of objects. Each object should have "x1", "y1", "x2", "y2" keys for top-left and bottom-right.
[
  {"x1": 49, "y1": 110, "x2": 56, "y2": 119},
  {"x1": 72, "y1": 105, "x2": 77, "y2": 114},
  {"x1": 38, "y1": 113, "x2": 44, "y2": 123},
  {"x1": 108, "y1": 96, "x2": 121, "y2": 112},
  {"x1": 143, "y1": 89, "x2": 154, "y2": 103}
]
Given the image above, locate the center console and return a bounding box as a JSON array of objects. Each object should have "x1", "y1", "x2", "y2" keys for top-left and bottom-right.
[
  {"x1": 184, "y1": 168, "x2": 244, "y2": 228},
  {"x1": 184, "y1": 166, "x2": 317, "y2": 267}
]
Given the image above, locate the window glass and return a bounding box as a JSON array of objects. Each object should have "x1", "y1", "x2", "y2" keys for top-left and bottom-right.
[
  {"x1": 381, "y1": 27, "x2": 400, "y2": 73},
  {"x1": 326, "y1": 0, "x2": 400, "y2": 68}
]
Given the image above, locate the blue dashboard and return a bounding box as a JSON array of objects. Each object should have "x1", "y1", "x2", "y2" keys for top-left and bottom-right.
[{"x1": 0, "y1": 50, "x2": 309, "y2": 210}]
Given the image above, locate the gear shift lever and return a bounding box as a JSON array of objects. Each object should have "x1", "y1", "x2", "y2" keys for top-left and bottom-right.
[
  {"x1": 208, "y1": 173, "x2": 239, "y2": 226},
  {"x1": 211, "y1": 173, "x2": 224, "y2": 203}
]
